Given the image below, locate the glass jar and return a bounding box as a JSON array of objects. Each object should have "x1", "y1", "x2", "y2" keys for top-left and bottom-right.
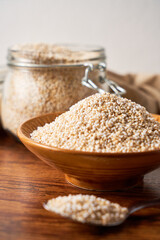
[
  {"x1": 2, "y1": 44, "x2": 110, "y2": 136},
  {"x1": 2, "y1": 43, "x2": 126, "y2": 136}
]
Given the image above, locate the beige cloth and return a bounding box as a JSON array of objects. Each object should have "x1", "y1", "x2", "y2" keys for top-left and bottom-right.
[{"x1": 106, "y1": 71, "x2": 160, "y2": 114}]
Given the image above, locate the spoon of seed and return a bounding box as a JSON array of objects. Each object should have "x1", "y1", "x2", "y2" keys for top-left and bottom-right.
[{"x1": 44, "y1": 194, "x2": 160, "y2": 227}]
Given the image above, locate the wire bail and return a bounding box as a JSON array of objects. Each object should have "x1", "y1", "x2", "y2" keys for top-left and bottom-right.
[{"x1": 81, "y1": 63, "x2": 126, "y2": 96}]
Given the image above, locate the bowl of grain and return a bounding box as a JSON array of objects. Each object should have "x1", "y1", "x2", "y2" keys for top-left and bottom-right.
[{"x1": 18, "y1": 93, "x2": 160, "y2": 191}]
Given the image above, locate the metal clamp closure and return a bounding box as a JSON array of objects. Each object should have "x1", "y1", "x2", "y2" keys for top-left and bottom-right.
[{"x1": 82, "y1": 63, "x2": 126, "y2": 96}]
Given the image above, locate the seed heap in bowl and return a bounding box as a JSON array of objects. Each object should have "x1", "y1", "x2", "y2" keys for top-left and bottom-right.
[
  {"x1": 31, "y1": 93, "x2": 160, "y2": 153},
  {"x1": 44, "y1": 194, "x2": 128, "y2": 226}
]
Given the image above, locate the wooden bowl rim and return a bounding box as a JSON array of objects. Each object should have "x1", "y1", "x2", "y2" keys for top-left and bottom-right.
[{"x1": 17, "y1": 112, "x2": 160, "y2": 157}]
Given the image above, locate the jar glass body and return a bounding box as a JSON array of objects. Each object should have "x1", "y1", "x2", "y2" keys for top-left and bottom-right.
[{"x1": 2, "y1": 61, "x2": 106, "y2": 136}]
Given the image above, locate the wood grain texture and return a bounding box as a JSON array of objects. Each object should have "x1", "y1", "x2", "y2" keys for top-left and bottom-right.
[{"x1": 0, "y1": 127, "x2": 160, "y2": 240}]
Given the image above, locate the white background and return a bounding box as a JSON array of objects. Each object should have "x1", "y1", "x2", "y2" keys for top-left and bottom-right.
[{"x1": 0, "y1": 0, "x2": 160, "y2": 74}]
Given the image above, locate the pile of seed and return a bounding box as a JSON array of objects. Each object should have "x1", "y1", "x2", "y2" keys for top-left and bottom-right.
[
  {"x1": 44, "y1": 194, "x2": 128, "y2": 226},
  {"x1": 31, "y1": 92, "x2": 160, "y2": 153}
]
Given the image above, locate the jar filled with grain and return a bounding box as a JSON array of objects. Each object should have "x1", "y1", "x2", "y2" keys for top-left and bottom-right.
[{"x1": 1, "y1": 43, "x2": 110, "y2": 136}]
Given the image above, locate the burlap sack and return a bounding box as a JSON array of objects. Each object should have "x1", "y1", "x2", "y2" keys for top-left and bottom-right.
[{"x1": 103, "y1": 71, "x2": 160, "y2": 114}]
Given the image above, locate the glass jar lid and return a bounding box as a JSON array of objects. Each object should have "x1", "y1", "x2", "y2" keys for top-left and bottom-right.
[{"x1": 7, "y1": 43, "x2": 106, "y2": 67}]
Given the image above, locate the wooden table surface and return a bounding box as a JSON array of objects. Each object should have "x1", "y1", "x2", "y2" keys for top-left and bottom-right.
[{"x1": 0, "y1": 127, "x2": 160, "y2": 240}]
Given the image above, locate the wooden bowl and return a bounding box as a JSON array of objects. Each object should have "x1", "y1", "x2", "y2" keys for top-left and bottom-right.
[{"x1": 17, "y1": 113, "x2": 160, "y2": 191}]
